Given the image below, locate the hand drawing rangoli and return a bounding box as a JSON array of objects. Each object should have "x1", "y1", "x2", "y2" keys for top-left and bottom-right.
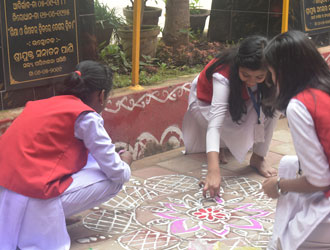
[{"x1": 79, "y1": 175, "x2": 275, "y2": 249}]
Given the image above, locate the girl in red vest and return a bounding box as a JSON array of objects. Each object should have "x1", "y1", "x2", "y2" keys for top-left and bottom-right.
[
  {"x1": 262, "y1": 30, "x2": 330, "y2": 249},
  {"x1": 182, "y1": 36, "x2": 278, "y2": 198},
  {"x1": 0, "y1": 60, "x2": 132, "y2": 249}
]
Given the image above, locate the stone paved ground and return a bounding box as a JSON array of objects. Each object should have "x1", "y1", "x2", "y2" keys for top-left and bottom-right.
[{"x1": 68, "y1": 118, "x2": 294, "y2": 250}]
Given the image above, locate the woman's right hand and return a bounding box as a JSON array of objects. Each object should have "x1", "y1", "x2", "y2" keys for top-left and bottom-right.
[
  {"x1": 200, "y1": 168, "x2": 221, "y2": 198},
  {"x1": 120, "y1": 151, "x2": 133, "y2": 166},
  {"x1": 200, "y1": 152, "x2": 222, "y2": 198}
]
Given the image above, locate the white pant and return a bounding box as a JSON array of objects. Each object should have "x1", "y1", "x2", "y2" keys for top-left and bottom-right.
[
  {"x1": 183, "y1": 99, "x2": 279, "y2": 161},
  {"x1": 0, "y1": 155, "x2": 123, "y2": 250},
  {"x1": 268, "y1": 156, "x2": 330, "y2": 250},
  {"x1": 61, "y1": 155, "x2": 123, "y2": 217}
]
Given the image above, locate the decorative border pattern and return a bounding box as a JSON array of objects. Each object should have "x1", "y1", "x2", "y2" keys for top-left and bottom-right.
[{"x1": 105, "y1": 82, "x2": 191, "y2": 114}]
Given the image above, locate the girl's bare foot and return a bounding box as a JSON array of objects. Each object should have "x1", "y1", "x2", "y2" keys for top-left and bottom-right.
[
  {"x1": 249, "y1": 153, "x2": 277, "y2": 177},
  {"x1": 220, "y1": 148, "x2": 228, "y2": 164}
]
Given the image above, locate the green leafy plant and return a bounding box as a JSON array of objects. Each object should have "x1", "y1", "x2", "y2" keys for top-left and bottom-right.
[
  {"x1": 99, "y1": 44, "x2": 159, "y2": 75},
  {"x1": 189, "y1": 0, "x2": 202, "y2": 14},
  {"x1": 156, "y1": 39, "x2": 226, "y2": 67},
  {"x1": 180, "y1": 28, "x2": 203, "y2": 40},
  {"x1": 99, "y1": 44, "x2": 131, "y2": 74},
  {"x1": 157, "y1": 62, "x2": 167, "y2": 73},
  {"x1": 98, "y1": 31, "x2": 230, "y2": 90},
  {"x1": 94, "y1": 0, "x2": 125, "y2": 35}
]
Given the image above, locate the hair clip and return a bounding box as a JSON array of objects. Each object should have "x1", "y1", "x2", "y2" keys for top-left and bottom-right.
[
  {"x1": 118, "y1": 149, "x2": 126, "y2": 155},
  {"x1": 75, "y1": 70, "x2": 81, "y2": 76}
]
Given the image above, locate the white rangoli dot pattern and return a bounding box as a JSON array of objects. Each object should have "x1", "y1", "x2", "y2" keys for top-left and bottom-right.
[
  {"x1": 81, "y1": 173, "x2": 276, "y2": 249},
  {"x1": 144, "y1": 175, "x2": 199, "y2": 194}
]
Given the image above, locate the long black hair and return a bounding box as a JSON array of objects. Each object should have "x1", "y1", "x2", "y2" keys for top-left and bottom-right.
[
  {"x1": 206, "y1": 35, "x2": 275, "y2": 123},
  {"x1": 265, "y1": 30, "x2": 330, "y2": 111},
  {"x1": 60, "y1": 60, "x2": 113, "y2": 104}
]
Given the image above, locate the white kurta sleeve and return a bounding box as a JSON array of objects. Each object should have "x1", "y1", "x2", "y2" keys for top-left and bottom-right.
[
  {"x1": 74, "y1": 111, "x2": 131, "y2": 184},
  {"x1": 286, "y1": 99, "x2": 330, "y2": 186},
  {"x1": 206, "y1": 73, "x2": 230, "y2": 153}
]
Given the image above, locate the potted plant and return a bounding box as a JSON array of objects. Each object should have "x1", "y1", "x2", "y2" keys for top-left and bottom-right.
[
  {"x1": 123, "y1": 0, "x2": 162, "y2": 26},
  {"x1": 118, "y1": 0, "x2": 161, "y2": 59},
  {"x1": 94, "y1": 0, "x2": 125, "y2": 46},
  {"x1": 189, "y1": 0, "x2": 210, "y2": 35},
  {"x1": 118, "y1": 25, "x2": 160, "y2": 59}
]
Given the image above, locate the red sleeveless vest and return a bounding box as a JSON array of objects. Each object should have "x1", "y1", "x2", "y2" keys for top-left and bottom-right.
[
  {"x1": 295, "y1": 88, "x2": 330, "y2": 197},
  {"x1": 196, "y1": 59, "x2": 249, "y2": 103},
  {"x1": 0, "y1": 95, "x2": 94, "y2": 199}
]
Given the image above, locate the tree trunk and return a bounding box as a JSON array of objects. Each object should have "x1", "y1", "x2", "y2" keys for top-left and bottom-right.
[{"x1": 163, "y1": 0, "x2": 189, "y2": 48}]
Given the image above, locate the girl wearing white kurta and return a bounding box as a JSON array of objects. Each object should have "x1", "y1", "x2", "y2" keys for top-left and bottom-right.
[
  {"x1": 262, "y1": 30, "x2": 330, "y2": 250},
  {"x1": 0, "y1": 61, "x2": 132, "y2": 250},
  {"x1": 182, "y1": 36, "x2": 278, "y2": 198}
]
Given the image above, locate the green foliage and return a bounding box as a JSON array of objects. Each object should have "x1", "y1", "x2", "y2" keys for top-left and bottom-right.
[
  {"x1": 99, "y1": 44, "x2": 132, "y2": 74},
  {"x1": 94, "y1": 0, "x2": 125, "y2": 30},
  {"x1": 157, "y1": 62, "x2": 167, "y2": 72},
  {"x1": 189, "y1": 0, "x2": 201, "y2": 14},
  {"x1": 138, "y1": 65, "x2": 203, "y2": 86},
  {"x1": 94, "y1": 0, "x2": 110, "y2": 21},
  {"x1": 110, "y1": 64, "x2": 201, "y2": 89},
  {"x1": 111, "y1": 64, "x2": 202, "y2": 89},
  {"x1": 156, "y1": 39, "x2": 226, "y2": 67},
  {"x1": 140, "y1": 55, "x2": 158, "y2": 66},
  {"x1": 112, "y1": 73, "x2": 131, "y2": 88},
  {"x1": 187, "y1": 28, "x2": 203, "y2": 40},
  {"x1": 189, "y1": 0, "x2": 201, "y2": 9},
  {"x1": 98, "y1": 34, "x2": 228, "y2": 89},
  {"x1": 98, "y1": 44, "x2": 160, "y2": 76}
]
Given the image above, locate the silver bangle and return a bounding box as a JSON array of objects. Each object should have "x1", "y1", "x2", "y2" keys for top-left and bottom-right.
[{"x1": 276, "y1": 177, "x2": 288, "y2": 195}]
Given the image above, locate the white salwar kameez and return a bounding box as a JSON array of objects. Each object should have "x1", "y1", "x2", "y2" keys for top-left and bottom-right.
[
  {"x1": 0, "y1": 112, "x2": 131, "y2": 250},
  {"x1": 268, "y1": 99, "x2": 330, "y2": 250},
  {"x1": 182, "y1": 73, "x2": 278, "y2": 162}
]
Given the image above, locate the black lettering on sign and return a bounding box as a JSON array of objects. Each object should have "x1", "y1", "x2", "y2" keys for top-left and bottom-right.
[{"x1": 3, "y1": 0, "x2": 79, "y2": 85}]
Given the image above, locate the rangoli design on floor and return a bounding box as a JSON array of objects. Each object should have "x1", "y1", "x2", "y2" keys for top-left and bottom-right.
[{"x1": 77, "y1": 174, "x2": 275, "y2": 249}]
